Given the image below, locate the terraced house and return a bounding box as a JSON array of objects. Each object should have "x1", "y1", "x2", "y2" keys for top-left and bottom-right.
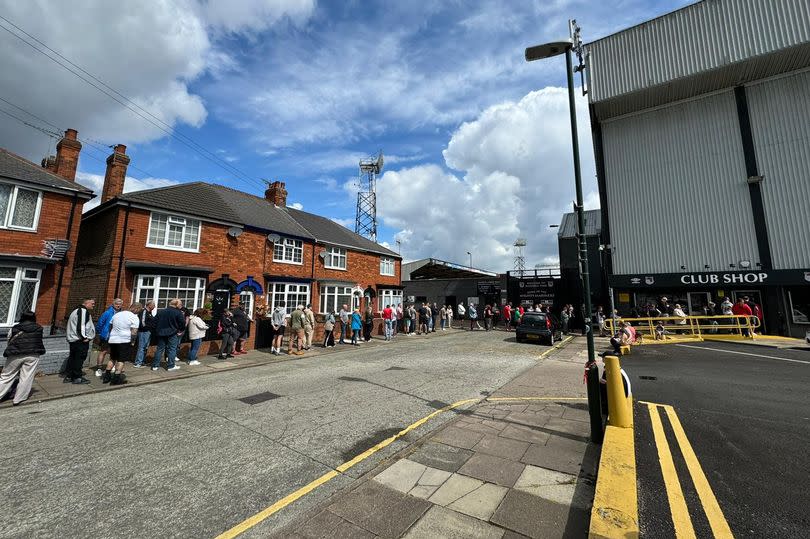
[
  {"x1": 69, "y1": 145, "x2": 402, "y2": 356},
  {"x1": 0, "y1": 129, "x2": 94, "y2": 371}
]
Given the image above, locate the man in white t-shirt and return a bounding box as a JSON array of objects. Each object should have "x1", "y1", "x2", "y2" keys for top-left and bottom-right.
[{"x1": 103, "y1": 303, "x2": 142, "y2": 385}]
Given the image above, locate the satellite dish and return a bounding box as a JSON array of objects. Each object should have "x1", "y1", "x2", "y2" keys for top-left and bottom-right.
[
  {"x1": 318, "y1": 250, "x2": 327, "y2": 259},
  {"x1": 227, "y1": 227, "x2": 243, "y2": 238},
  {"x1": 267, "y1": 233, "x2": 281, "y2": 243}
]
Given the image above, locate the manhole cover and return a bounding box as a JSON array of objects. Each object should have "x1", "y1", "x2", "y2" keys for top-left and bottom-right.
[
  {"x1": 239, "y1": 392, "x2": 281, "y2": 405},
  {"x1": 639, "y1": 376, "x2": 657, "y2": 381}
]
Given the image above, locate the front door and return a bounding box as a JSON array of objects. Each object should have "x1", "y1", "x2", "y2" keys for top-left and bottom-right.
[
  {"x1": 687, "y1": 292, "x2": 711, "y2": 316},
  {"x1": 208, "y1": 290, "x2": 231, "y2": 338}
]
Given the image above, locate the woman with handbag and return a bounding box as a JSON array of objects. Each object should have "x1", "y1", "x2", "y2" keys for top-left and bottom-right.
[
  {"x1": 0, "y1": 311, "x2": 46, "y2": 406},
  {"x1": 323, "y1": 310, "x2": 336, "y2": 348}
]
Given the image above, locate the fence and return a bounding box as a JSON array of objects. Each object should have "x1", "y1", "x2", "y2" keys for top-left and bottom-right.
[{"x1": 604, "y1": 314, "x2": 760, "y2": 344}]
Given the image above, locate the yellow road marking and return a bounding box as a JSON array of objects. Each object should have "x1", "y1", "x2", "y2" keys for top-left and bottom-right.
[
  {"x1": 215, "y1": 395, "x2": 585, "y2": 539},
  {"x1": 647, "y1": 403, "x2": 696, "y2": 538},
  {"x1": 589, "y1": 425, "x2": 639, "y2": 538},
  {"x1": 664, "y1": 406, "x2": 735, "y2": 539},
  {"x1": 538, "y1": 335, "x2": 574, "y2": 359}
]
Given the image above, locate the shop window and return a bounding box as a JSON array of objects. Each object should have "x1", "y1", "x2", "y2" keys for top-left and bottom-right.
[
  {"x1": 788, "y1": 288, "x2": 810, "y2": 324},
  {"x1": 146, "y1": 212, "x2": 201, "y2": 252},
  {"x1": 268, "y1": 282, "x2": 310, "y2": 313},
  {"x1": 0, "y1": 266, "x2": 41, "y2": 326},
  {"x1": 134, "y1": 275, "x2": 206, "y2": 310},
  {"x1": 0, "y1": 184, "x2": 42, "y2": 231},
  {"x1": 273, "y1": 238, "x2": 303, "y2": 264},
  {"x1": 319, "y1": 285, "x2": 352, "y2": 313}
]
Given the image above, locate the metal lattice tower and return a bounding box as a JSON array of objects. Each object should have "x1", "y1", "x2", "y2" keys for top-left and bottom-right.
[
  {"x1": 355, "y1": 151, "x2": 383, "y2": 242},
  {"x1": 514, "y1": 238, "x2": 527, "y2": 275}
]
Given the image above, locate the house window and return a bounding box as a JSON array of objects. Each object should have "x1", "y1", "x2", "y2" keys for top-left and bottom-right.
[
  {"x1": 0, "y1": 266, "x2": 41, "y2": 326},
  {"x1": 378, "y1": 289, "x2": 403, "y2": 310},
  {"x1": 380, "y1": 257, "x2": 395, "y2": 276},
  {"x1": 268, "y1": 282, "x2": 310, "y2": 313},
  {"x1": 324, "y1": 246, "x2": 347, "y2": 270},
  {"x1": 319, "y1": 285, "x2": 352, "y2": 314},
  {"x1": 146, "y1": 212, "x2": 201, "y2": 252},
  {"x1": 0, "y1": 184, "x2": 42, "y2": 231},
  {"x1": 239, "y1": 291, "x2": 254, "y2": 318},
  {"x1": 273, "y1": 238, "x2": 303, "y2": 264},
  {"x1": 134, "y1": 275, "x2": 206, "y2": 310}
]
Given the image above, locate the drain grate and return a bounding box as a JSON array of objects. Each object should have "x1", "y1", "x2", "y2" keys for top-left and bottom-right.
[
  {"x1": 639, "y1": 376, "x2": 657, "y2": 381},
  {"x1": 385, "y1": 366, "x2": 407, "y2": 371},
  {"x1": 239, "y1": 391, "x2": 281, "y2": 405}
]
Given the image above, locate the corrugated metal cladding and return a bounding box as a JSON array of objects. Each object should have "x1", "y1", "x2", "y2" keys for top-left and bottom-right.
[
  {"x1": 603, "y1": 91, "x2": 759, "y2": 275},
  {"x1": 746, "y1": 70, "x2": 810, "y2": 269},
  {"x1": 558, "y1": 210, "x2": 601, "y2": 239},
  {"x1": 586, "y1": 0, "x2": 810, "y2": 104}
]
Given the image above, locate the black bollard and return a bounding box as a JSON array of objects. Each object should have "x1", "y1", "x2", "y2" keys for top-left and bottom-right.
[{"x1": 586, "y1": 362, "x2": 604, "y2": 443}]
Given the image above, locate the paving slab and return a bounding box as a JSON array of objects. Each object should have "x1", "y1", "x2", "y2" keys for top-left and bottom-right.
[
  {"x1": 543, "y1": 417, "x2": 591, "y2": 438},
  {"x1": 512, "y1": 465, "x2": 592, "y2": 509},
  {"x1": 428, "y1": 474, "x2": 483, "y2": 506},
  {"x1": 419, "y1": 466, "x2": 453, "y2": 486},
  {"x1": 490, "y1": 489, "x2": 588, "y2": 539},
  {"x1": 328, "y1": 481, "x2": 429, "y2": 538},
  {"x1": 409, "y1": 485, "x2": 441, "y2": 500},
  {"x1": 408, "y1": 442, "x2": 474, "y2": 473},
  {"x1": 499, "y1": 424, "x2": 551, "y2": 446},
  {"x1": 373, "y1": 458, "x2": 427, "y2": 493},
  {"x1": 431, "y1": 426, "x2": 486, "y2": 449},
  {"x1": 472, "y1": 435, "x2": 530, "y2": 461},
  {"x1": 403, "y1": 505, "x2": 504, "y2": 539},
  {"x1": 506, "y1": 412, "x2": 552, "y2": 428},
  {"x1": 293, "y1": 510, "x2": 375, "y2": 539},
  {"x1": 455, "y1": 420, "x2": 505, "y2": 437},
  {"x1": 520, "y1": 439, "x2": 584, "y2": 476},
  {"x1": 448, "y1": 482, "x2": 509, "y2": 521},
  {"x1": 457, "y1": 453, "x2": 525, "y2": 488}
]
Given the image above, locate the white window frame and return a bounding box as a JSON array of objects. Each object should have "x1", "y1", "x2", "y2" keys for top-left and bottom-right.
[
  {"x1": 0, "y1": 183, "x2": 43, "y2": 232},
  {"x1": 272, "y1": 238, "x2": 304, "y2": 265},
  {"x1": 267, "y1": 282, "x2": 310, "y2": 314},
  {"x1": 324, "y1": 246, "x2": 347, "y2": 270},
  {"x1": 239, "y1": 290, "x2": 255, "y2": 319},
  {"x1": 378, "y1": 289, "x2": 403, "y2": 310},
  {"x1": 133, "y1": 274, "x2": 206, "y2": 310},
  {"x1": 380, "y1": 256, "x2": 396, "y2": 276},
  {"x1": 319, "y1": 285, "x2": 353, "y2": 314},
  {"x1": 145, "y1": 212, "x2": 201, "y2": 253},
  {"x1": 0, "y1": 266, "x2": 42, "y2": 326}
]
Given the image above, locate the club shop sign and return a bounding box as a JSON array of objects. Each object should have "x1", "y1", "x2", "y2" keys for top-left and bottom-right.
[{"x1": 680, "y1": 272, "x2": 768, "y2": 285}]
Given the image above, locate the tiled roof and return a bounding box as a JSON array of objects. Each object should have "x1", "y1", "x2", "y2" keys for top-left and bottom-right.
[
  {"x1": 0, "y1": 148, "x2": 93, "y2": 195},
  {"x1": 558, "y1": 209, "x2": 602, "y2": 239},
  {"x1": 110, "y1": 182, "x2": 398, "y2": 256}
]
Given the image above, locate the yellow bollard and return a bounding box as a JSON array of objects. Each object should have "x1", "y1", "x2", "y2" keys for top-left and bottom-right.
[{"x1": 604, "y1": 355, "x2": 632, "y2": 428}]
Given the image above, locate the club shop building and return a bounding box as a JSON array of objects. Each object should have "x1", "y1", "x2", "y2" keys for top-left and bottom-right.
[{"x1": 585, "y1": 0, "x2": 810, "y2": 337}]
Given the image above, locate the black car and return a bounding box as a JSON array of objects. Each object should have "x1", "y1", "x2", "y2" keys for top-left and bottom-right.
[{"x1": 515, "y1": 312, "x2": 561, "y2": 345}]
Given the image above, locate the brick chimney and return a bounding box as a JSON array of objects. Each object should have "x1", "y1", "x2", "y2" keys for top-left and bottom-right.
[
  {"x1": 101, "y1": 144, "x2": 130, "y2": 203},
  {"x1": 43, "y1": 129, "x2": 82, "y2": 181},
  {"x1": 265, "y1": 181, "x2": 287, "y2": 207}
]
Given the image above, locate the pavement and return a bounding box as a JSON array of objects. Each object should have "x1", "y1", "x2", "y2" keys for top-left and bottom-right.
[
  {"x1": 621, "y1": 340, "x2": 810, "y2": 538},
  {"x1": 266, "y1": 336, "x2": 599, "y2": 539},
  {"x1": 0, "y1": 327, "x2": 599, "y2": 539}
]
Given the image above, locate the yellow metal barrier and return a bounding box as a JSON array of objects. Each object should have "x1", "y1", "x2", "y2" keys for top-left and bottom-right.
[{"x1": 605, "y1": 314, "x2": 759, "y2": 345}]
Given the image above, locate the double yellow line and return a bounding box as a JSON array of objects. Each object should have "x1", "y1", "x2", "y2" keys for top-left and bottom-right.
[{"x1": 643, "y1": 402, "x2": 734, "y2": 538}]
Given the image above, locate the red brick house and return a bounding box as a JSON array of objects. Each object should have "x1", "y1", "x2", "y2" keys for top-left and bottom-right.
[
  {"x1": 0, "y1": 129, "x2": 94, "y2": 371},
  {"x1": 69, "y1": 146, "x2": 402, "y2": 354}
]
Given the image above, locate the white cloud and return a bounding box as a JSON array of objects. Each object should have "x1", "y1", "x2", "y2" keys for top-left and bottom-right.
[
  {"x1": 76, "y1": 172, "x2": 181, "y2": 211},
  {"x1": 200, "y1": 0, "x2": 316, "y2": 34},
  {"x1": 378, "y1": 88, "x2": 598, "y2": 272},
  {"x1": 289, "y1": 202, "x2": 304, "y2": 210}
]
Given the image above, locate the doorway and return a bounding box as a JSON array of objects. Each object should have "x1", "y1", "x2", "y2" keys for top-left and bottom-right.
[
  {"x1": 732, "y1": 290, "x2": 764, "y2": 329},
  {"x1": 687, "y1": 292, "x2": 712, "y2": 316}
]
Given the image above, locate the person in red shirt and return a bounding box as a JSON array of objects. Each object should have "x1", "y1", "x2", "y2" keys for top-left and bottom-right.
[
  {"x1": 503, "y1": 303, "x2": 513, "y2": 332},
  {"x1": 731, "y1": 298, "x2": 753, "y2": 337},
  {"x1": 382, "y1": 305, "x2": 394, "y2": 341}
]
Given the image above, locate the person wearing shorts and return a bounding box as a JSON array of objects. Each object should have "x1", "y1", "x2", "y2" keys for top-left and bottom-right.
[{"x1": 104, "y1": 302, "x2": 142, "y2": 385}]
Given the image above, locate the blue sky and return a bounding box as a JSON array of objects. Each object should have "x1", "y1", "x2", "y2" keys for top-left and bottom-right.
[{"x1": 0, "y1": 0, "x2": 692, "y2": 270}]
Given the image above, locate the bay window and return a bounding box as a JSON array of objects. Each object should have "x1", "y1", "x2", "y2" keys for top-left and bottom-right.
[
  {"x1": 319, "y1": 285, "x2": 352, "y2": 313},
  {"x1": 273, "y1": 238, "x2": 303, "y2": 264},
  {"x1": 268, "y1": 282, "x2": 310, "y2": 313},
  {"x1": 0, "y1": 183, "x2": 42, "y2": 231},
  {"x1": 0, "y1": 266, "x2": 41, "y2": 326},
  {"x1": 324, "y1": 246, "x2": 347, "y2": 270},
  {"x1": 134, "y1": 275, "x2": 206, "y2": 310},
  {"x1": 146, "y1": 212, "x2": 201, "y2": 252}
]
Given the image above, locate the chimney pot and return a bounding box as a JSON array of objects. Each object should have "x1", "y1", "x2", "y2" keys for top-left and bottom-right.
[
  {"x1": 265, "y1": 180, "x2": 288, "y2": 207},
  {"x1": 53, "y1": 128, "x2": 82, "y2": 181},
  {"x1": 101, "y1": 144, "x2": 131, "y2": 204}
]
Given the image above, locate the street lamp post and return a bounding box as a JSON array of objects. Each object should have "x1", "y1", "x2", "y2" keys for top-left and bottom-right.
[
  {"x1": 525, "y1": 21, "x2": 596, "y2": 368},
  {"x1": 467, "y1": 251, "x2": 472, "y2": 268}
]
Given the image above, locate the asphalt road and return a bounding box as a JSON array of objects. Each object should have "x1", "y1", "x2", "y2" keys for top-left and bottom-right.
[
  {"x1": 621, "y1": 341, "x2": 810, "y2": 538},
  {"x1": 0, "y1": 330, "x2": 547, "y2": 539}
]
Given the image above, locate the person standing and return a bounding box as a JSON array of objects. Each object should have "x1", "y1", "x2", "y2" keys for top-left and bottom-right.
[
  {"x1": 456, "y1": 303, "x2": 466, "y2": 327},
  {"x1": 218, "y1": 309, "x2": 237, "y2": 360},
  {"x1": 186, "y1": 309, "x2": 209, "y2": 365},
  {"x1": 439, "y1": 305, "x2": 447, "y2": 330},
  {"x1": 0, "y1": 311, "x2": 46, "y2": 405},
  {"x1": 133, "y1": 300, "x2": 155, "y2": 368},
  {"x1": 303, "y1": 304, "x2": 315, "y2": 350},
  {"x1": 151, "y1": 299, "x2": 186, "y2": 371},
  {"x1": 271, "y1": 302, "x2": 286, "y2": 355},
  {"x1": 395, "y1": 303, "x2": 403, "y2": 335},
  {"x1": 503, "y1": 302, "x2": 513, "y2": 332},
  {"x1": 323, "y1": 309, "x2": 336, "y2": 347},
  {"x1": 561, "y1": 305, "x2": 571, "y2": 335},
  {"x1": 431, "y1": 303, "x2": 440, "y2": 333},
  {"x1": 339, "y1": 304, "x2": 350, "y2": 344},
  {"x1": 511, "y1": 305, "x2": 522, "y2": 328},
  {"x1": 104, "y1": 303, "x2": 141, "y2": 385},
  {"x1": 446, "y1": 304, "x2": 453, "y2": 329},
  {"x1": 289, "y1": 305, "x2": 306, "y2": 355},
  {"x1": 418, "y1": 303, "x2": 429, "y2": 335},
  {"x1": 408, "y1": 304, "x2": 417, "y2": 334},
  {"x1": 231, "y1": 305, "x2": 251, "y2": 355},
  {"x1": 363, "y1": 304, "x2": 374, "y2": 342},
  {"x1": 350, "y1": 308, "x2": 362, "y2": 345},
  {"x1": 94, "y1": 298, "x2": 123, "y2": 377},
  {"x1": 64, "y1": 298, "x2": 95, "y2": 384},
  {"x1": 469, "y1": 304, "x2": 481, "y2": 330},
  {"x1": 732, "y1": 297, "x2": 753, "y2": 337},
  {"x1": 484, "y1": 304, "x2": 493, "y2": 331},
  {"x1": 382, "y1": 303, "x2": 394, "y2": 341}
]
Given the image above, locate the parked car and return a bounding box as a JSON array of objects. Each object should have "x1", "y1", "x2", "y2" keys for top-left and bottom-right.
[{"x1": 515, "y1": 312, "x2": 561, "y2": 346}]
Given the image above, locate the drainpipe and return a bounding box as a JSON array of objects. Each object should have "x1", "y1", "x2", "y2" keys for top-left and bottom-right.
[
  {"x1": 113, "y1": 203, "x2": 131, "y2": 299},
  {"x1": 49, "y1": 194, "x2": 79, "y2": 335},
  {"x1": 310, "y1": 242, "x2": 317, "y2": 305}
]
